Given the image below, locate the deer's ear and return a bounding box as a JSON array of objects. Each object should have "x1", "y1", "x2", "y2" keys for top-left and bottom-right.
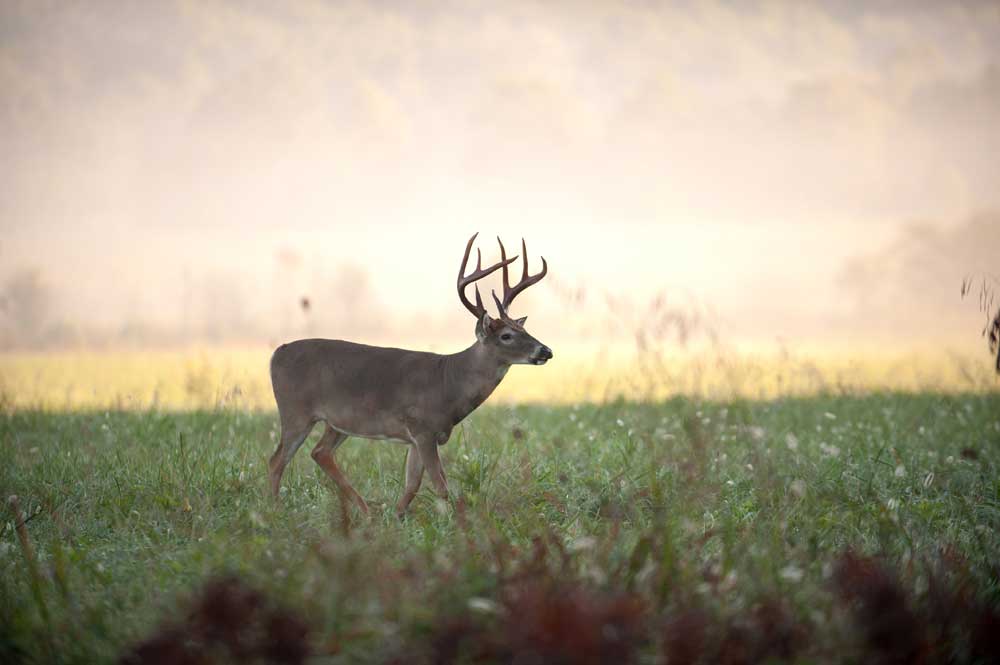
[
  {"x1": 476, "y1": 312, "x2": 493, "y2": 341},
  {"x1": 515, "y1": 316, "x2": 527, "y2": 326}
]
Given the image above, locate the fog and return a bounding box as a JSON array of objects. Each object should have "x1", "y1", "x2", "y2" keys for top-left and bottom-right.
[{"x1": 2, "y1": 1, "x2": 998, "y2": 352}]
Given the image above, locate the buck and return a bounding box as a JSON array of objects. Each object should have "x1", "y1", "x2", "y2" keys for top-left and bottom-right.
[{"x1": 268, "y1": 233, "x2": 553, "y2": 516}]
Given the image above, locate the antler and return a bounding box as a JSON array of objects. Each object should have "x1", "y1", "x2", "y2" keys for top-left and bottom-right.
[
  {"x1": 491, "y1": 237, "x2": 548, "y2": 319},
  {"x1": 457, "y1": 233, "x2": 518, "y2": 319}
]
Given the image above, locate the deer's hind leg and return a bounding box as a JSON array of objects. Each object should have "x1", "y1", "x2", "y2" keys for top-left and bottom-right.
[
  {"x1": 269, "y1": 413, "x2": 317, "y2": 499},
  {"x1": 312, "y1": 424, "x2": 369, "y2": 514},
  {"x1": 395, "y1": 444, "x2": 424, "y2": 518}
]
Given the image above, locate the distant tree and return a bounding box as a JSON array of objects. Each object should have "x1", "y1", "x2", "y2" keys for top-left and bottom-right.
[
  {"x1": 838, "y1": 211, "x2": 999, "y2": 374},
  {"x1": 838, "y1": 212, "x2": 1000, "y2": 336},
  {"x1": 328, "y1": 263, "x2": 386, "y2": 338},
  {"x1": 961, "y1": 273, "x2": 1000, "y2": 374},
  {"x1": 199, "y1": 271, "x2": 257, "y2": 343},
  {"x1": 0, "y1": 268, "x2": 51, "y2": 348}
]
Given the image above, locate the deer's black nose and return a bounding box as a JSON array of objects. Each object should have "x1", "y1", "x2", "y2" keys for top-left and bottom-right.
[{"x1": 539, "y1": 345, "x2": 553, "y2": 360}]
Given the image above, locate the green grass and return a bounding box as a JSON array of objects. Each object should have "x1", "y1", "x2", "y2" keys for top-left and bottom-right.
[{"x1": 2, "y1": 393, "x2": 999, "y2": 663}]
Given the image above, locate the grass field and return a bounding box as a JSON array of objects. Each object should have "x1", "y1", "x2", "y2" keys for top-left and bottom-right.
[{"x1": 3, "y1": 389, "x2": 999, "y2": 663}]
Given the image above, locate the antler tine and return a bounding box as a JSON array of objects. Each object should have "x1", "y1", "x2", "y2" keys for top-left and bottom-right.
[
  {"x1": 498, "y1": 236, "x2": 548, "y2": 313},
  {"x1": 497, "y1": 236, "x2": 507, "y2": 284},
  {"x1": 457, "y1": 233, "x2": 518, "y2": 319},
  {"x1": 491, "y1": 289, "x2": 507, "y2": 319},
  {"x1": 497, "y1": 237, "x2": 511, "y2": 306},
  {"x1": 474, "y1": 285, "x2": 484, "y2": 314},
  {"x1": 520, "y1": 238, "x2": 531, "y2": 281}
]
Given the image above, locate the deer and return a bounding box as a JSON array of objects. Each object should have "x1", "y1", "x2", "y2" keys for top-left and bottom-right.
[{"x1": 268, "y1": 233, "x2": 553, "y2": 517}]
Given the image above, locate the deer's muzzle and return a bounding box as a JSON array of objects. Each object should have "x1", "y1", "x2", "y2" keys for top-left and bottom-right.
[{"x1": 531, "y1": 345, "x2": 553, "y2": 365}]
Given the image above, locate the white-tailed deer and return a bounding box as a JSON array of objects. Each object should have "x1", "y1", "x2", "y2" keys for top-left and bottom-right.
[{"x1": 268, "y1": 233, "x2": 552, "y2": 516}]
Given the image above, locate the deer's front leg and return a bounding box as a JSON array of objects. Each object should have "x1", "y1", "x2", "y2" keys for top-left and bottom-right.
[
  {"x1": 395, "y1": 444, "x2": 424, "y2": 518},
  {"x1": 414, "y1": 432, "x2": 450, "y2": 501}
]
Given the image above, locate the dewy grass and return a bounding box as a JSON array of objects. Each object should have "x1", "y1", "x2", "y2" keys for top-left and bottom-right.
[{"x1": 2, "y1": 393, "x2": 999, "y2": 663}]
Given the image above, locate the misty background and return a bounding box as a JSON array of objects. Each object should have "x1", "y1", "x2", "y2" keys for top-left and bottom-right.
[{"x1": 2, "y1": 1, "x2": 998, "y2": 354}]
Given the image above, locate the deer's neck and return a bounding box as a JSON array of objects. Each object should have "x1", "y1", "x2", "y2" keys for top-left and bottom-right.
[{"x1": 442, "y1": 343, "x2": 509, "y2": 425}]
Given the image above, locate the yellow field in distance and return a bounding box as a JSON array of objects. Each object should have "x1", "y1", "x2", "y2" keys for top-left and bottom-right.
[{"x1": 1, "y1": 343, "x2": 996, "y2": 412}]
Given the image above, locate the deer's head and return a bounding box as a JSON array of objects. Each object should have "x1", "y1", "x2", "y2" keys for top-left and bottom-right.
[{"x1": 458, "y1": 234, "x2": 553, "y2": 366}]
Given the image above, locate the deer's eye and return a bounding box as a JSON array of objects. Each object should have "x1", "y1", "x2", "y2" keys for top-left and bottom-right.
[{"x1": 500, "y1": 333, "x2": 513, "y2": 342}]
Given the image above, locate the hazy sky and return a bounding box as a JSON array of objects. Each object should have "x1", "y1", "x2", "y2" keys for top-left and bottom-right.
[{"x1": 2, "y1": 1, "x2": 998, "y2": 349}]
